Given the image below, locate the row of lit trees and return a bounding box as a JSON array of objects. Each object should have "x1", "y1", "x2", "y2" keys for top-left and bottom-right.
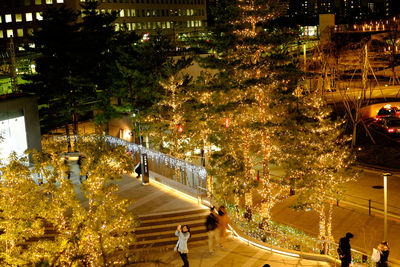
[
  {"x1": 142, "y1": 0, "x2": 359, "y2": 244},
  {"x1": 0, "y1": 137, "x2": 137, "y2": 265}
]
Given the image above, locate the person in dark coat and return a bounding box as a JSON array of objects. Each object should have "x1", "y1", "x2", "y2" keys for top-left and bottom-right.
[
  {"x1": 338, "y1": 232, "x2": 354, "y2": 267},
  {"x1": 377, "y1": 241, "x2": 389, "y2": 267},
  {"x1": 205, "y1": 207, "x2": 218, "y2": 254},
  {"x1": 135, "y1": 162, "x2": 142, "y2": 178}
]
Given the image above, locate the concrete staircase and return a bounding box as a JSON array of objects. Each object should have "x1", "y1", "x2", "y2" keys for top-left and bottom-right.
[{"x1": 133, "y1": 208, "x2": 209, "y2": 250}]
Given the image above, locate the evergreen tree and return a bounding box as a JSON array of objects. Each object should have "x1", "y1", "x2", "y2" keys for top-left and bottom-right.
[
  {"x1": 0, "y1": 137, "x2": 137, "y2": 266},
  {"x1": 277, "y1": 87, "x2": 358, "y2": 243},
  {"x1": 195, "y1": 0, "x2": 300, "y2": 221}
]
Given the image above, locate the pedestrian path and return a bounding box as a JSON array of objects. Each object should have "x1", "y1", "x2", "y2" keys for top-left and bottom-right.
[{"x1": 110, "y1": 174, "x2": 332, "y2": 267}]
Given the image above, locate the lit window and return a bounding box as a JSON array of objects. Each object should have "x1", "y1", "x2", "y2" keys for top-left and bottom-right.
[
  {"x1": 127, "y1": 23, "x2": 131, "y2": 31},
  {"x1": 126, "y1": 9, "x2": 130, "y2": 17},
  {"x1": 36, "y1": 12, "x2": 43, "y2": 20},
  {"x1": 26, "y1": 13, "x2": 33, "y2": 21},
  {"x1": 35, "y1": 0, "x2": 41, "y2": 4},
  {"x1": 120, "y1": 10, "x2": 124, "y2": 17},
  {"x1": 57, "y1": 0, "x2": 64, "y2": 2},
  {"x1": 16, "y1": 14, "x2": 23, "y2": 22},
  {"x1": 0, "y1": 31, "x2": 3, "y2": 38},
  {"x1": 27, "y1": 28, "x2": 34, "y2": 35},
  {"x1": 115, "y1": 23, "x2": 120, "y2": 31},
  {"x1": 46, "y1": 0, "x2": 53, "y2": 3},
  {"x1": 132, "y1": 9, "x2": 135, "y2": 16},
  {"x1": 167, "y1": 21, "x2": 170, "y2": 28},
  {"x1": 17, "y1": 29, "x2": 24, "y2": 37},
  {"x1": 5, "y1": 14, "x2": 12, "y2": 23},
  {"x1": 0, "y1": 16, "x2": 2, "y2": 23},
  {"x1": 7, "y1": 29, "x2": 14, "y2": 38}
]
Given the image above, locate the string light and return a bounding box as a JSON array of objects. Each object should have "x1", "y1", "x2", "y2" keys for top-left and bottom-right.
[{"x1": 52, "y1": 135, "x2": 207, "y2": 180}]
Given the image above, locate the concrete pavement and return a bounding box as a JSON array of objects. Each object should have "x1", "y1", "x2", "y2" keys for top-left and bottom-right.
[{"x1": 65, "y1": 158, "x2": 399, "y2": 266}]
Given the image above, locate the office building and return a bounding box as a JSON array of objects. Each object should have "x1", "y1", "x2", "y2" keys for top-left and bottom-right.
[{"x1": 0, "y1": 0, "x2": 207, "y2": 49}]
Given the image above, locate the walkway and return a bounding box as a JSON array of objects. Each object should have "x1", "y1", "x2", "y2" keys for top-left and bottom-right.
[{"x1": 115, "y1": 174, "x2": 331, "y2": 267}]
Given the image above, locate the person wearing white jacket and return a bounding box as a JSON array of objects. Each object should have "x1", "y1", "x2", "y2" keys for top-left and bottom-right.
[{"x1": 175, "y1": 224, "x2": 191, "y2": 267}]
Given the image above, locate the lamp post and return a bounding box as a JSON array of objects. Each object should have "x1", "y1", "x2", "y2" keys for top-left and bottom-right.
[
  {"x1": 133, "y1": 109, "x2": 147, "y2": 185},
  {"x1": 383, "y1": 172, "x2": 391, "y2": 241}
]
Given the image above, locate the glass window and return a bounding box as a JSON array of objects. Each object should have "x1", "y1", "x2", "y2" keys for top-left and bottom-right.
[
  {"x1": 35, "y1": 0, "x2": 41, "y2": 4},
  {"x1": 167, "y1": 21, "x2": 170, "y2": 28},
  {"x1": 15, "y1": 14, "x2": 23, "y2": 22},
  {"x1": 120, "y1": 10, "x2": 124, "y2": 17},
  {"x1": 25, "y1": 0, "x2": 31, "y2": 6},
  {"x1": 115, "y1": 23, "x2": 119, "y2": 31},
  {"x1": 36, "y1": 12, "x2": 43, "y2": 20},
  {"x1": 46, "y1": 0, "x2": 53, "y2": 3},
  {"x1": 126, "y1": 9, "x2": 130, "y2": 16},
  {"x1": 127, "y1": 23, "x2": 131, "y2": 31},
  {"x1": 26, "y1": 13, "x2": 33, "y2": 21},
  {"x1": 7, "y1": 29, "x2": 14, "y2": 38},
  {"x1": 17, "y1": 29, "x2": 24, "y2": 37},
  {"x1": 0, "y1": 16, "x2": 2, "y2": 23},
  {"x1": 57, "y1": 0, "x2": 64, "y2": 2},
  {"x1": 0, "y1": 31, "x2": 3, "y2": 38},
  {"x1": 27, "y1": 28, "x2": 34, "y2": 35},
  {"x1": 5, "y1": 14, "x2": 12, "y2": 23}
]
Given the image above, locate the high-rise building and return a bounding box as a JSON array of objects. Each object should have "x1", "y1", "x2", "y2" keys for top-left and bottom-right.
[
  {"x1": 384, "y1": 0, "x2": 400, "y2": 17},
  {"x1": 343, "y1": 0, "x2": 362, "y2": 20},
  {"x1": 0, "y1": 0, "x2": 207, "y2": 49}
]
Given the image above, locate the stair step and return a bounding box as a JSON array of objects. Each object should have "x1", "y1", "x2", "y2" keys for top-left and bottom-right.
[
  {"x1": 136, "y1": 229, "x2": 207, "y2": 242},
  {"x1": 135, "y1": 224, "x2": 206, "y2": 236},
  {"x1": 139, "y1": 215, "x2": 207, "y2": 227},
  {"x1": 134, "y1": 232, "x2": 208, "y2": 245},
  {"x1": 138, "y1": 209, "x2": 209, "y2": 221},
  {"x1": 139, "y1": 212, "x2": 209, "y2": 225},
  {"x1": 136, "y1": 220, "x2": 205, "y2": 231},
  {"x1": 131, "y1": 235, "x2": 208, "y2": 249}
]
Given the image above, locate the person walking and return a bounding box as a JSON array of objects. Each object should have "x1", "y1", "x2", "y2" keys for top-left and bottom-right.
[
  {"x1": 217, "y1": 206, "x2": 230, "y2": 247},
  {"x1": 205, "y1": 207, "x2": 218, "y2": 255},
  {"x1": 376, "y1": 241, "x2": 390, "y2": 267},
  {"x1": 338, "y1": 232, "x2": 354, "y2": 267},
  {"x1": 175, "y1": 224, "x2": 190, "y2": 267}
]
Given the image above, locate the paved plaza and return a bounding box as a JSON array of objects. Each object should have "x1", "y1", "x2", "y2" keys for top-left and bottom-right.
[{"x1": 65, "y1": 159, "x2": 400, "y2": 266}]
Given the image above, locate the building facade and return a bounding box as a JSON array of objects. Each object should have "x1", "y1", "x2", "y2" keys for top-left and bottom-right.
[{"x1": 0, "y1": 0, "x2": 207, "y2": 49}]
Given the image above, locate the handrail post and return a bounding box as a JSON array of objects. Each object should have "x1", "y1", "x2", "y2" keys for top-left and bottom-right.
[{"x1": 369, "y1": 199, "x2": 371, "y2": 216}]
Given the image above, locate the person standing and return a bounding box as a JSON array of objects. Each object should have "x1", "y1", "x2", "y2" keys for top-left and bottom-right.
[
  {"x1": 175, "y1": 224, "x2": 190, "y2": 267},
  {"x1": 205, "y1": 207, "x2": 218, "y2": 255},
  {"x1": 217, "y1": 206, "x2": 230, "y2": 247},
  {"x1": 338, "y1": 232, "x2": 354, "y2": 267},
  {"x1": 377, "y1": 241, "x2": 390, "y2": 267}
]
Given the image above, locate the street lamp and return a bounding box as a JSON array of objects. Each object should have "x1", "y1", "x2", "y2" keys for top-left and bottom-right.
[
  {"x1": 383, "y1": 172, "x2": 391, "y2": 241},
  {"x1": 133, "y1": 109, "x2": 147, "y2": 185}
]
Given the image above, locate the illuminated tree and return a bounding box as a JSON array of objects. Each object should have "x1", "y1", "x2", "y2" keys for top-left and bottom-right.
[
  {"x1": 196, "y1": 0, "x2": 300, "y2": 221},
  {"x1": 0, "y1": 136, "x2": 137, "y2": 266},
  {"x1": 277, "y1": 88, "x2": 358, "y2": 244},
  {"x1": 145, "y1": 60, "x2": 192, "y2": 156}
]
